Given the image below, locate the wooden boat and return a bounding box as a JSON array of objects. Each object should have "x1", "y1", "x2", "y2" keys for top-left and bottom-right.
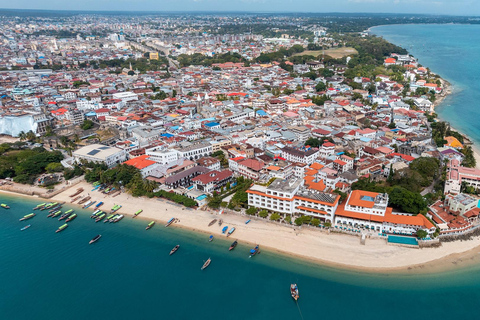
[
  {"x1": 21, "y1": 225, "x2": 31, "y2": 231},
  {"x1": 170, "y1": 245, "x2": 180, "y2": 255},
  {"x1": 65, "y1": 214, "x2": 77, "y2": 222},
  {"x1": 95, "y1": 213, "x2": 106, "y2": 222},
  {"x1": 104, "y1": 214, "x2": 115, "y2": 223},
  {"x1": 208, "y1": 219, "x2": 217, "y2": 227},
  {"x1": 146, "y1": 221, "x2": 155, "y2": 230},
  {"x1": 89, "y1": 234, "x2": 101, "y2": 244},
  {"x1": 51, "y1": 210, "x2": 62, "y2": 218},
  {"x1": 229, "y1": 240, "x2": 238, "y2": 251},
  {"x1": 110, "y1": 204, "x2": 122, "y2": 213},
  {"x1": 226, "y1": 227, "x2": 236, "y2": 237},
  {"x1": 78, "y1": 196, "x2": 91, "y2": 205},
  {"x1": 201, "y1": 258, "x2": 211, "y2": 270},
  {"x1": 1, "y1": 203, "x2": 10, "y2": 209},
  {"x1": 133, "y1": 209, "x2": 142, "y2": 218},
  {"x1": 112, "y1": 214, "x2": 124, "y2": 223},
  {"x1": 69, "y1": 188, "x2": 83, "y2": 198},
  {"x1": 290, "y1": 284, "x2": 299, "y2": 301},
  {"x1": 165, "y1": 218, "x2": 175, "y2": 227},
  {"x1": 249, "y1": 245, "x2": 260, "y2": 257},
  {"x1": 56, "y1": 224, "x2": 68, "y2": 233},
  {"x1": 218, "y1": 219, "x2": 223, "y2": 226},
  {"x1": 20, "y1": 213, "x2": 35, "y2": 221},
  {"x1": 83, "y1": 201, "x2": 96, "y2": 209},
  {"x1": 33, "y1": 203, "x2": 46, "y2": 210},
  {"x1": 71, "y1": 196, "x2": 81, "y2": 203},
  {"x1": 209, "y1": 235, "x2": 214, "y2": 242},
  {"x1": 222, "y1": 226, "x2": 228, "y2": 234}
]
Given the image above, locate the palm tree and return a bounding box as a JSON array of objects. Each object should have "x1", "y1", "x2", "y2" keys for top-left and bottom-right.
[
  {"x1": 18, "y1": 131, "x2": 26, "y2": 141},
  {"x1": 144, "y1": 180, "x2": 158, "y2": 193},
  {"x1": 26, "y1": 130, "x2": 36, "y2": 141}
]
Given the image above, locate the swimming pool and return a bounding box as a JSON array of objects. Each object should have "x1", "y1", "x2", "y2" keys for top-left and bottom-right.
[
  {"x1": 196, "y1": 194, "x2": 207, "y2": 201},
  {"x1": 387, "y1": 235, "x2": 418, "y2": 246}
]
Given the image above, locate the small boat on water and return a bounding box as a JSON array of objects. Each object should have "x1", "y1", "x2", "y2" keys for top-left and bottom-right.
[
  {"x1": 218, "y1": 219, "x2": 223, "y2": 226},
  {"x1": 34, "y1": 203, "x2": 46, "y2": 210},
  {"x1": 21, "y1": 225, "x2": 31, "y2": 231},
  {"x1": 89, "y1": 234, "x2": 101, "y2": 244},
  {"x1": 222, "y1": 226, "x2": 228, "y2": 234},
  {"x1": 112, "y1": 214, "x2": 124, "y2": 223},
  {"x1": 201, "y1": 258, "x2": 211, "y2": 270},
  {"x1": 208, "y1": 219, "x2": 217, "y2": 227},
  {"x1": 245, "y1": 219, "x2": 251, "y2": 224},
  {"x1": 41, "y1": 202, "x2": 57, "y2": 211},
  {"x1": 56, "y1": 224, "x2": 68, "y2": 233},
  {"x1": 51, "y1": 210, "x2": 62, "y2": 218},
  {"x1": 95, "y1": 202, "x2": 104, "y2": 208},
  {"x1": 165, "y1": 218, "x2": 175, "y2": 227},
  {"x1": 226, "y1": 227, "x2": 236, "y2": 237},
  {"x1": 58, "y1": 212, "x2": 72, "y2": 221},
  {"x1": 20, "y1": 213, "x2": 35, "y2": 221},
  {"x1": 146, "y1": 221, "x2": 155, "y2": 230},
  {"x1": 91, "y1": 209, "x2": 102, "y2": 217},
  {"x1": 48, "y1": 205, "x2": 62, "y2": 213},
  {"x1": 1, "y1": 203, "x2": 10, "y2": 209},
  {"x1": 65, "y1": 214, "x2": 77, "y2": 222},
  {"x1": 170, "y1": 245, "x2": 180, "y2": 255},
  {"x1": 209, "y1": 235, "x2": 214, "y2": 242},
  {"x1": 229, "y1": 240, "x2": 238, "y2": 251},
  {"x1": 133, "y1": 209, "x2": 142, "y2": 218},
  {"x1": 290, "y1": 284, "x2": 299, "y2": 301},
  {"x1": 104, "y1": 214, "x2": 115, "y2": 223},
  {"x1": 249, "y1": 245, "x2": 260, "y2": 258},
  {"x1": 95, "y1": 213, "x2": 106, "y2": 222}
]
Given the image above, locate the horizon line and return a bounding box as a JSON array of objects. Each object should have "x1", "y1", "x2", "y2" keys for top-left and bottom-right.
[{"x1": 0, "y1": 8, "x2": 478, "y2": 17}]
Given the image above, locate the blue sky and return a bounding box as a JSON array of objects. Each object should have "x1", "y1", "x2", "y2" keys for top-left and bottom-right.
[{"x1": 1, "y1": 0, "x2": 479, "y2": 15}]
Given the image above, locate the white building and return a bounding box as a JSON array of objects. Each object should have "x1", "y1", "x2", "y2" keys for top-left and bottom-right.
[
  {"x1": 112, "y1": 92, "x2": 139, "y2": 103},
  {"x1": 174, "y1": 141, "x2": 212, "y2": 161},
  {"x1": 281, "y1": 147, "x2": 319, "y2": 165},
  {"x1": 334, "y1": 190, "x2": 435, "y2": 235},
  {"x1": 247, "y1": 178, "x2": 340, "y2": 222},
  {"x1": 146, "y1": 147, "x2": 179, "y2": 166},
  {"x1": 73, "y1": 144, "x2": 127, "y2": 167}
]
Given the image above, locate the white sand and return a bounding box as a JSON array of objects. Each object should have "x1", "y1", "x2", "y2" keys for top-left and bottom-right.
[{"x1": 45, "y1": 181, "x2": 480, "y2": 272}]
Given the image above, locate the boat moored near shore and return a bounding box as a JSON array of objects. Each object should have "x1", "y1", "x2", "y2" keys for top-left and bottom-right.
[
  {"x1": 19, "y1": 213, "x2": 35, "y2": 221},
  {"x1": 56, "y1": 224, "x2": 68, "y2": 233},
  {"x1": 165, "y1": 217, "x2": 175, "y2": 227},
  {"x1": 146, "y1": 221, "x2": 155, "y2": 230},
  {"x1": 227, "y1": 227, "x2": 236, "y2": 237},
  {"x1": 229, "y1": 240, "x2": 238, "y2": 251},
  {"x1": 1, "y1": 203, "x2": 10, "y2": 209},
  {"x1": 133, "y1": 209, "x2": 142, "y2": 218}
]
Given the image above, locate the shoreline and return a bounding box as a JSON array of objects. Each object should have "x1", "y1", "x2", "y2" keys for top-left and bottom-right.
[{"x1": 3, "y1": 181, "x2": 480, "y2": 275}]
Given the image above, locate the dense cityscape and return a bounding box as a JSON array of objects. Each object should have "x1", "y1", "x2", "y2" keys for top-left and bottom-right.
[{"x1": 1, "y1": 11, "x2": 480, "y2": 258}]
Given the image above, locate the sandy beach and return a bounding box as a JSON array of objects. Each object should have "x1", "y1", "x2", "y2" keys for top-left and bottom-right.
[{"x1": 13, "y1": 180, "x2": 472, "y2": 273}]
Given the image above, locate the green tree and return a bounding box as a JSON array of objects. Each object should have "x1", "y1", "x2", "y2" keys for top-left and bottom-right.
[
  {"x1": 315, "y1": 82, "x2": 326, "y2": 92},
  {"x1": 80, "y1": 120, "x2": 94, "y2": 130},
  {"x1": 416, "y1": 229, "x2": 428, "y2": 239},
  {"x1": 259, "y1": 210, "x2": 268, "y2": 218},
  {"x1": 246, "y1": 207, "x2": 258, "y2": 215},
  {"x1": 45, "y1": 162, "x2": 63, "y2": 173},
  {"x1": 270, "y1": 213, "x2": 281, "y2": 221}
]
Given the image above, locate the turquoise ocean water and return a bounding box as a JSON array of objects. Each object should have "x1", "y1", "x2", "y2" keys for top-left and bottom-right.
[
  {"x1": 3, "y1": 24, "x2": 480, "y2": 319},
  {"x1": 2, "y1": 192, "x2": 480, "y2": 319},
  {"x1": 372, "y1": 24, "x2": 480, "y2": 146}
]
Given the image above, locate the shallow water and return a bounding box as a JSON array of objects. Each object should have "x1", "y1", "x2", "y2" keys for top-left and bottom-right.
[{"x1": 1, "y1": 193, "x2": 480, "y2": 319}]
